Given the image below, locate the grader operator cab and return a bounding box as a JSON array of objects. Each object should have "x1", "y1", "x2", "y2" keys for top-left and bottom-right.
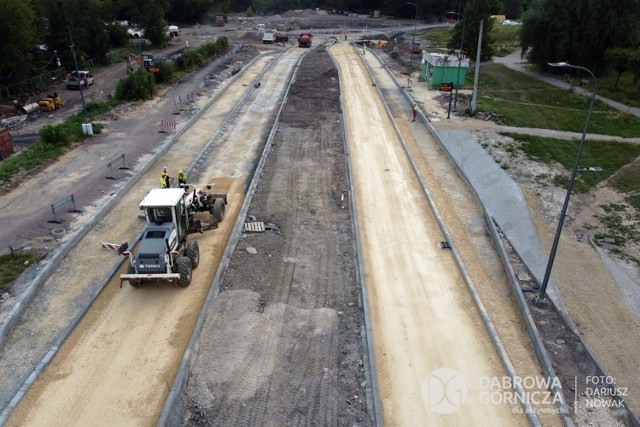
[{"x1": 120, "y1": 185, "x2": 227, "y2": 288}]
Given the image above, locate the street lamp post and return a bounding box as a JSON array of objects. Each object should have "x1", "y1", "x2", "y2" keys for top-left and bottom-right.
[
  {"x1": 536, "y1": 62, "x2": 598, "y2": 304},
  {"x1": 406, "y1": 3, "x2": 417, "y2": 71},
  {"x1": 448, "y1": 9, "x2": 465, "y2": 111}
]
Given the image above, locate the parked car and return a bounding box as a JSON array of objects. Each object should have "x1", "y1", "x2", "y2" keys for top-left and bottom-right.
[
  {"x1": 128, "y1": 28, "x2": 145, "y2": 38},
  {"x1": 166, "y1": 25, "x2": 180, "y2": 39},
  {"x1": 500, "y1": 19, "x2": 520, "y2": 26},
  {"x1": 64, "y1": 70, "x2": 94, "y2": 89}
]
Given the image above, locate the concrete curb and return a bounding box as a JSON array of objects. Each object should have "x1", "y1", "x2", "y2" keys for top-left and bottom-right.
[
  {"x1": 0, "y1": 48, "x2": 276, "y2": 423},
  {"x1": 157, "y1": 47, "x2": 307, "y2": 426},
  {"x1": 364, "y1": 48, "x2": 540, "y2": 425}
]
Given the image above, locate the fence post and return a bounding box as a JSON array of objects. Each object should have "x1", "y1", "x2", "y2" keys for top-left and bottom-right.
[
  {"x1": 48, "y1": 194, "x2": 82, "y2": 223},
  {"x1": 105, "y1": 153, "x2": 130, "y2": 180}
]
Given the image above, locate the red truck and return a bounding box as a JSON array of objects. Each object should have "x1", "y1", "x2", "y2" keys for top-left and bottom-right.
[{"x1": 298, "y1": 33, "x2": 313, "y2": 48}]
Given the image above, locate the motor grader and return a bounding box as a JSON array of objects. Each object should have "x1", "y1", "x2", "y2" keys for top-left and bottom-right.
[{"x1": 120, "y1": 185, "x2": 227, "y2": 288}]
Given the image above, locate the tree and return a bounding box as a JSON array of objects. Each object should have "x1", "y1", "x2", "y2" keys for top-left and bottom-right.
[
  {"x1": 627, "y1": 49, "x2": 640, "y2": 93},
  {"x1": 0, "y1": 0, "x2": 37, "y2": 84},
  {"x1": 167, "y1": 0, "x2": 214, "y2": 24},
  {"x1": 521, "y1": 0, "x2": 640, "y2": 75},
  {"x1": 605, "y1": 48, "x2": 631, "y2": 90},
  {"x1": 448, "y1": 0, "x2": 494, "y2": 62}
]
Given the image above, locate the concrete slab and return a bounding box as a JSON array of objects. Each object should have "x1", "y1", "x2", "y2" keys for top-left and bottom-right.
[{"x1": 437, "y1": 129, "x2": 572, "y2": 320}]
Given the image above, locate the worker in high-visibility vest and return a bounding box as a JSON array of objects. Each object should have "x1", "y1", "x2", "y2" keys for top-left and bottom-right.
[
  {"x1": 178, "y1": 170, "x2": 187, "y2": 187},
  {"x1": 160, "y1": 167, "x2": 171, "y2": 188}
]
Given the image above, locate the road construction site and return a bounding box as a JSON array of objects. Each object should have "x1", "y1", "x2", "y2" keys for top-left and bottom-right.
[{"x1": 0, "y1": 29, "x2": 637, "y2": 426}]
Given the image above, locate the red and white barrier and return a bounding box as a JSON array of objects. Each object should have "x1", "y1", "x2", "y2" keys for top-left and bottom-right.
[{"x1": 160, "y1": 120, "x2": 176, "y2": 134}]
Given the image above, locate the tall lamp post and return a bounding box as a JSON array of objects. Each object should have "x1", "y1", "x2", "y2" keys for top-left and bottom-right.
[
  {"x1": 536, "y1": 62, "x2": 598, "y2": 303},
  {"x1": 406, "y1": 2, "x2": 417, "y2": 70},
  {"x1": 448, "y1": 10, "x2": 465, "y2": 111}
]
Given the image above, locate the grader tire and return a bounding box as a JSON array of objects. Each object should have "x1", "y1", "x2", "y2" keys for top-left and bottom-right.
[
  {"x1": 212, "y1": 198, "x2": 225, "y2": 223},
  {"x1": 127, "y1": 264, "x2": 142, "y2": 288},
  {"x1": 186, "y1": 241, "x2": 200, "y2": 269},
  {"x1": 176, "y1": 257, "x2": 192, "y2": 287}
]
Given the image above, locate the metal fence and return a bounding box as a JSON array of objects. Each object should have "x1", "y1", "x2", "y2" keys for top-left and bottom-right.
[{"x1": 1, "y1": 68, "x2": 65, "y2": 101}]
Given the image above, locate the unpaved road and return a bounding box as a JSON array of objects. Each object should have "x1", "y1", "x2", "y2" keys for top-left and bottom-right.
[
  {"x1": 332, "y1": 43, "x2": 528, "y2": 425},
  {"x1": 3, "y1": 47, "x2": 305, "y2": 425},
  {"x1": 180, "y1": 46, "x2": 369, "y2": 426}
]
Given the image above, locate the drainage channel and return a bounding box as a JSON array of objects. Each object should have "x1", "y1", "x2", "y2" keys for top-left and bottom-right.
[{"x1": 0, "y1": 51, "x2": 281, "y2": 424}]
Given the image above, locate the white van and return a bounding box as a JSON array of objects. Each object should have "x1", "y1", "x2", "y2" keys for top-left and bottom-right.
[{"x1": 255, "y1": 24, "x2": 266, "y2": 31}]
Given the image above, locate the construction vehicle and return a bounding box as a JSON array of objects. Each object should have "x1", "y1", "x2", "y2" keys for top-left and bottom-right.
[
  {"x1": 298, "y1": 32, "x2": 313, "y2": 48},
  {"x1": 38, "y1": 98, "x2": 55, "y2": 112},
  {"x1": 262, "y1": 30, "x2": 277, "y2": 43},
  {"x1": 128, "y1": 52, "x2": 155, "y2": 73},
  {"x1": 166, "y1": 25, "x2": 180, "y2": 39},
  {"x1": 411, "y1": 40, "x2": 421, "y2": 54},
  {"x1": 263, "y1": 30, "x2": 289, "y2": 44},
  {"x1": 214, "y1": 15, "x2": 226, "y2": 27},
  {"x1": 120, "y1": 185, "x2": 227, "y2": 288},
  {"x1": 37, "y1": 93, "x2": 63, "y2": 112}
]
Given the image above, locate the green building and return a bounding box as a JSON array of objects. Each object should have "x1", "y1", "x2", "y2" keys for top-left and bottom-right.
[{"x1": 421, "y1": 52, "x2": 469, "y2": 87}]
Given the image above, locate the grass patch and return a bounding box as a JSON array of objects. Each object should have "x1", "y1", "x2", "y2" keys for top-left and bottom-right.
[
  {"x1": 0, "y1": 252, "x2": 34, "y2": 291},
  {"x1": 503, "y1": 132, "x2": 640, "y2": 193},
  {"x1": 611, "y1": 160, "x2": 640, "y2": 194},
  {"x1": 626, "y1": 194, "x2": 640, "y2": 210},
  {"x1": 475, "y1": 64, "x2": 640, "y2": 138},
  {"x1": 0, "y1": 99, "x2": 115, "y2": 181},
  {"x1": 423, "y1": 27, "x2": 453, "y2": 50},
  {"x1": 597, "y1": 70, "x2": 640, "y2": 109}
]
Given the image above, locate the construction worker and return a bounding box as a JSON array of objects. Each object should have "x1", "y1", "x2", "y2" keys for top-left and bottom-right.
[
  {"x1": 362, "y1": 44, "x2": 367, "y2": 55},
  {"x1": 160, "y1": 167, "x2": 171, "y2": 188},
  {"x1": 178, "y1": 169, "x2": 187, "y2": 187},
  {"x1": 411, "y1": 103, "x2": 418, "y2": 122}
]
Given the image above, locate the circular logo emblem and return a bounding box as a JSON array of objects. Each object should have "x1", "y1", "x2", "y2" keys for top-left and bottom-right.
[{"x1": 422, "y1": 368, "x2": 468, "y2": 414}]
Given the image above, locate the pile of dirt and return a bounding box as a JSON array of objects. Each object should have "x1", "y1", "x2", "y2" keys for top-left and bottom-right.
[{"x1": 282, "y1": 9, "x2": 318, "y2": 18}]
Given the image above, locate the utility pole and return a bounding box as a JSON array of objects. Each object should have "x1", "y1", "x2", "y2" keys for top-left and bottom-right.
[{"x1": 68, "y1": 27, "x2": 89, "y2": 122}]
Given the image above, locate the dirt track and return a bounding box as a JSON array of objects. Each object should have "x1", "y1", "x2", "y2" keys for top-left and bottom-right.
[
  {"x1": 181, "y1": 46, "x2": 368, "y2": 425},
  {"x1": 333, "y1": 43, "x2": 529, "y2": 425},
  {"x1": 3, "y1": 47, "x2": 302, "y2": 425}
]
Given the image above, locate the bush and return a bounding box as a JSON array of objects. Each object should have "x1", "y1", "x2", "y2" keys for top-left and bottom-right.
[
  {"x1": 115, "y1": 69, "x2": 154, "y2": 101},
  {"x1": 152, "y1": 59, "x2": 175, "y2": 84},
  {"x1": 39, "y1": 124, "x2": 69, "y2": 146}
]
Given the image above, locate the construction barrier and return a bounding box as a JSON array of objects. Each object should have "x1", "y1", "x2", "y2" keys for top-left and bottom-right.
[
  {"x1": 48, "y1": 194, "x2": 82, "y2": 224},
  {"x1": 159, "y1": 120, "x2": 176, "y2": 134},
  {"x1": 105, "y1": 152, "x2": 130, "y2": 180},
  {"x1": 173, "y1": 96, "x2": 183, "y2": 114}
]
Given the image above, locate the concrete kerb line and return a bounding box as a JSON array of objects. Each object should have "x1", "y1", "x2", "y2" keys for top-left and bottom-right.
[
  {"x1": 488, "y1": 217, "x2": 573, "y2": 426},
  {"x1": 0, "y1": 49, "x2": 275, "y2": 422},
  {"x1": 369, "y1": 49, "x2": 570, "y2": 424},
  {"x1": 335, "y1": 42, "x2": 382, "y2": 427},
  {"x1": 362, "y1": 47, "x2": 540, "y2": 424},
  {"x1": 157, "y1": 49, "x2": 311, "y2": 426}
]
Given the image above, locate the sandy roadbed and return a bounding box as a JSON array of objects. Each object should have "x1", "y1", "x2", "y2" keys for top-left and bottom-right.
[{"x1": 333, "y1": 43, "x2": 528, "y2": 425}]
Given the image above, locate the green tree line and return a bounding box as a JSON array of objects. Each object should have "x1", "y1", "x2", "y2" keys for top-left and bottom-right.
[{"x1": 2, "y1": 0, "x2": 638, "y2": 91}]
